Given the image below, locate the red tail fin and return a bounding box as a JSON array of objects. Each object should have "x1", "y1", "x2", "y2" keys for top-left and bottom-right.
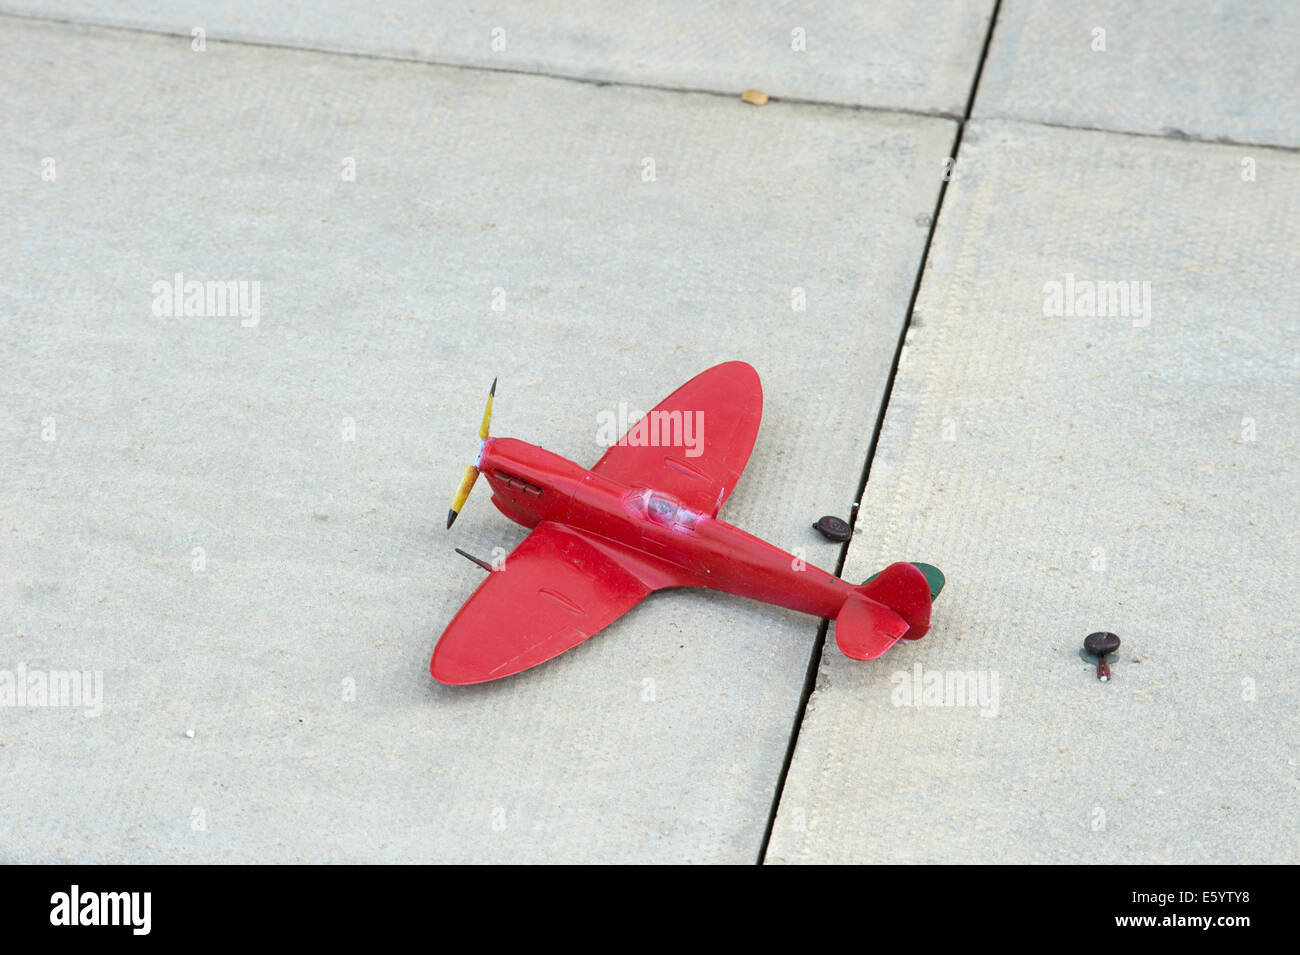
[
  {"x1": 858, "y1": 561, "x2": 933, "y2": 640},
  {"x1": 833, "y1": 562, "x2": 934, "y2": 661}
]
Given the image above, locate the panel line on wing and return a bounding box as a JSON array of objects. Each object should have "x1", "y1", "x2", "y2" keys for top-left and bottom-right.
[
  {"x1": 538, "y1": 587, "x2": 584, "y2": 615},
  {"x1": 664, "y1": 456, "x2": 713, "y2": 483}
]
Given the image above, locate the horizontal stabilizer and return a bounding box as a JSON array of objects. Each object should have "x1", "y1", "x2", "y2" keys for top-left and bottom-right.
[{"x1": 835, "y1": 596, "x2": 910, "y2": 661}]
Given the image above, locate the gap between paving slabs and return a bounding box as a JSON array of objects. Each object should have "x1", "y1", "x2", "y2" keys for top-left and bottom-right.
[{"x1": 757, "y1": 0, "x2": 1006, "y2": 864}]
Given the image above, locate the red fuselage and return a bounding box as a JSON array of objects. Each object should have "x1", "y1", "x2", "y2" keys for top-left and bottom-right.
[{"x1": 480, "y1": 437, "x2": 856, "y2": 618}]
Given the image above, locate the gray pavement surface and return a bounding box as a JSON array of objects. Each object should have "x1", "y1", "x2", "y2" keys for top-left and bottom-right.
[
  {"x1": 0, "y1": 17, "x2": 952, "y2": 862},
  {"x1": 0, "y1": 1, "x2": 996, "y2": 114},
  {"x1": 768, "y1": 120, "x2": 1300, "y2": 864},
  {"x1": 976, "y1": 0, "x2": 1300, "y2": 148},
  {"x1": 3, "y1": 3, "x2": 1297, "y2": 864}
]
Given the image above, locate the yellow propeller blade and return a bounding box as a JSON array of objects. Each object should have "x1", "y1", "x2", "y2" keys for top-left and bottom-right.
[
  {"x1": 447, "y1": 379, "x2": 497, "y2": 529},
  {"x1": 478, "y1": 377, "x2": 496, "y2": 440},
  {"x1": 447, "y1": 465, "x2": 479, "y2": 529}
]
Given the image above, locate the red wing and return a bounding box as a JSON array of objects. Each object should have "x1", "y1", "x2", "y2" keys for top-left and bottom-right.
[
  {"x1": 591, "y1": 361, "x2": 763, "y2": 515},
  {"x1": 432, "y1": 523, "x2": 655, "y2": 685}
]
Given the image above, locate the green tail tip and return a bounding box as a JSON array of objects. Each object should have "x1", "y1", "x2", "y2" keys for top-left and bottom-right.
[{"x1": 911, "y1": 563, "x2": 945, "y2": 600}]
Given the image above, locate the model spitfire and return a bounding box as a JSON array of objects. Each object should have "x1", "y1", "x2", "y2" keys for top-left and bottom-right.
[{"x1": 433, "y1": 361, "x2": 943, "y2": 684}]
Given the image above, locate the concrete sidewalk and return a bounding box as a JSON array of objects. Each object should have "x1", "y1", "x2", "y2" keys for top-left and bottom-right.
[
  {"x1": 2, "y1": 4, "x2": 1296, "y2": 863},
  {"x1": 976, "y1": 1, "x2": 1300, "y2": 148},
  {"x1": 0, "y1": 16, "x2": 951, "y2": 862},
  {"x1": 767, "y1": 120, "x2": 1300, "y2": 864},
  {"x1": 0, "y1": 1, "x2": 996, "y2": 113}
]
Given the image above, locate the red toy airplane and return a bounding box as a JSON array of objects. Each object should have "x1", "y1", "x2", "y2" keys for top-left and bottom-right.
[{"x1": 433, "y1": 361, "x2": 943, "y2": 684}]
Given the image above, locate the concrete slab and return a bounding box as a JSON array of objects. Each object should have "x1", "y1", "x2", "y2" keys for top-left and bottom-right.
[
  {"x1": 1, "y1": 1, "x2": 996, "y2": 115},
  {"x1": 0, "y1": 19, "x2": 955, "y2": 862},
  {"x1": 975, "y1": 0, "x2": 1300, "y2": 148},
  {"x1": 768, "y1": 119, "x2": 1300, "y2": 864}
]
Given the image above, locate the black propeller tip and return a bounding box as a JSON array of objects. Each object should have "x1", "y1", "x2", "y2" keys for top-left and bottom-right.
[
  {"x1": 446, "y1": 508, "x2": 458, "y2": 529},
  {"x1": 454, "y1": 548, "x2": 495, "y2": 573},
  {"x1": 489, "y1": 377, "x2": 497, "y2": 397}
]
